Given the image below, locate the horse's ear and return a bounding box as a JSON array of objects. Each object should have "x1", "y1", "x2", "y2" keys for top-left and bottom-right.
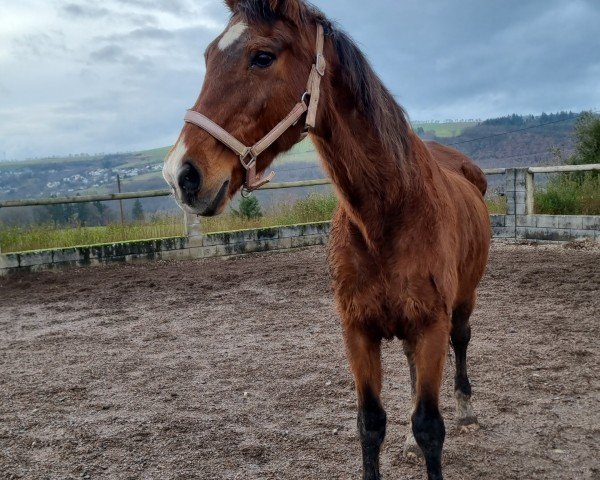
[
  {"x1": 269, "y1": 0, "x2": 304, "y2": 24},
  {"x1": 224, "y1": 0, "x2": 237, "y2": 12}
]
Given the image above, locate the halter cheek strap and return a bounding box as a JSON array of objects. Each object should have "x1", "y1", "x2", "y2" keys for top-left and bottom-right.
[{"x1": 184, "y1": 23, "x2": 326, "y2": 194}]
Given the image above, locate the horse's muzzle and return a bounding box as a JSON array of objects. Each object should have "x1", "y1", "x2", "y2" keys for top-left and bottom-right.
[{"x1": 175, "y1": 174, "x2": 229, "y2": 217}]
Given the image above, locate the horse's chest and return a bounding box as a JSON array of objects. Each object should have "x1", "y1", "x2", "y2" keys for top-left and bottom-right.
[{"x1": 329, "y1": 251, "x2": 431, "y2": 339}]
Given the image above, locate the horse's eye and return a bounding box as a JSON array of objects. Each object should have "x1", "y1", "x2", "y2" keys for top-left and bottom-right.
[{"x1": 251, "y1": 51, "x2": 275, "y2": 69}]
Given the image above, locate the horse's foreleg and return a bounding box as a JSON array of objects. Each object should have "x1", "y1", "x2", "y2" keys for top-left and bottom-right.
[
  {"x1": 344, "y1": 324, "x2": 386, "y2": 480},
  {"x1": 402, "y1": 342, "x2": 422, "y2": 459},
  {"x1": 410, "y1": 318, "x2": 449, "y2": 480},
  {"x1": 451, "y1": 302, "x2": 478, "y2": 429}
]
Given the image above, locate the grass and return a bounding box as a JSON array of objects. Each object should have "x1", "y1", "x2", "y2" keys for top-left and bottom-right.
[
  {"x1": 2, "y1": 192, "x2": 519, "y2": 253},
  {"x1": 535, "y1": 173, "x2": 600, "y2": 215},
  {"x1": 486, "y1": 195, "x2": 508, "y2": 214},
  {"x1": 202, "y1": 193, "x2": 338, "y2": 233},
  {"x1": 0, "y1": 217, "x2": 185, "y2": 254},
  {"x1": 0, "y1": 194, "x2": 337, "y2": 253}
]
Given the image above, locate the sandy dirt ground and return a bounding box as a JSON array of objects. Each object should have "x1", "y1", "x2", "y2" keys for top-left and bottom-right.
[{"x1": 1, "y1": 241, "x2": 599, "y2": 480}]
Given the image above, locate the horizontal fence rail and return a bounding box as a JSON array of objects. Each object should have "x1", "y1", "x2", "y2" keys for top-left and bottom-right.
[
  {"x1": 0, "y1": 190, "x2": 171, "y2": 208},
  {"x1": 261, "y1": 179, "x2": 332, "y2": 190},
  {"x1": 483, "y1": 168, "x2": 507, "y2": 175},
  {"x1": 0, "y1": 164, "x2": 595, "y2": 210},
  {"x1": 528, "y1": 164, "x2": 600, "y2": 174},
  {"x1": 1, "y1": 166, "x2": 558, "y2": 208}
]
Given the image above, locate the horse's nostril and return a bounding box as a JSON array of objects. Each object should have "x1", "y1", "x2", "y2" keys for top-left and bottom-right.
[{"x1": 177, "y1": 163, "x2": 202, "y2": 196}]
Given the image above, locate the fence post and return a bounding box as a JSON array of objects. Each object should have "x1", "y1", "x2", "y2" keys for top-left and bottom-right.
[
  {"x1": 506, "y1": 167, "x2": 532, "y2": 239},
  {"x1": 184, "y1": 212, "x2": 203, "y2": 248},
  {"x1": 505, "y1": 168, "x2": 517, "y2": 239},
  {"x1": 116, "y1": 174, "x2": 125, "y2": 226},
  {"x1": 525, "y1": 170, "x2": 535, "y2": 214}
]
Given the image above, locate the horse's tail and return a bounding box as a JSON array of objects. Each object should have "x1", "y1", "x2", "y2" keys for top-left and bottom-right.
[{"x1": 460, "y1": 161, "x2": 488, "y2": 196}]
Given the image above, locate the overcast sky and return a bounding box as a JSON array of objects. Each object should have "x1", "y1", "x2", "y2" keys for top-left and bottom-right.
[{"x1": 1, "y1": 0, "x2": 599, "y2": 160}]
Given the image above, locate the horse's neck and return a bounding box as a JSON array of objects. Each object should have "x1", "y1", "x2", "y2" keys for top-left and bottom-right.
[{"x1": 311, "y1": 98, "x2": 431, "y2": 246}]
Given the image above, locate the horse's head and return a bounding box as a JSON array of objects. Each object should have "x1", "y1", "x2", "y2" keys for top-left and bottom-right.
[{"x1": 163, "y1": 0, "x2": 325, "y2": 216}]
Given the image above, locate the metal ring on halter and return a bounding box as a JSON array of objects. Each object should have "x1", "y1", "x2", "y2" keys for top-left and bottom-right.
[
  {"x1": 239, "y1": 152, "x2": 256, "y2": 170},
  {"x1": 301, "y1": 91, "x2": 311, "y2": 107}
]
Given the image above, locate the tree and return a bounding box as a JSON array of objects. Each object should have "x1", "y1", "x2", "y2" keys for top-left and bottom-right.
[
  {"x1": 535, "y1": 112, "x2": 600, "y2": 214},
  {"x1": 44, "y1": 203, "x2": 66, "y2": 225},
  {"x1": 76, "y1": 201, "x2": 90, "y2": 226},
  {"x1": 64, "y1": 203, "x2": 76, "y2": 226},
  {"x1": 233, "y1": 195, "x2": 263, "y2": 219},
  {"x1": 93, "y1": 201, "x2": 108, "y2": 225},
  {"x1": 44, "y1": 200, "x2": 76, "y2": 226},
  {"x1": 132, "y1": 199, "x2": 145, "y2": 221},
  {"x1": 570, "y1": 111, "x2": 600, "y2": 166}
]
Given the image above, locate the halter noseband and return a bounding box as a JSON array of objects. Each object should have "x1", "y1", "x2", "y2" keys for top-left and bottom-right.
[{"x1": 184, "y1": 23, "x2": 326, "y2": 195}]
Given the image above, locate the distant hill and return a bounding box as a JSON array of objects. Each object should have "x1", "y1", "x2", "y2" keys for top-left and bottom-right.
[
  {"x1": 426, "y1": 112, "x2": 579, "y2": 169},
  {"x1": 0, "y1": 112, "x2": 582, "y2": 224}
]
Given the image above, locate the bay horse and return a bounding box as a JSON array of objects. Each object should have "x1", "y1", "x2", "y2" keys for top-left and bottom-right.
[{"x1": 163, "y1": 1, "x2": 490, "y2": 479}]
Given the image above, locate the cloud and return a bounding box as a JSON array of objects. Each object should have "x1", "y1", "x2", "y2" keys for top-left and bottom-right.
[
  {"x1": 11, "y1": 32, "x2": 70, "y2": 59},
  {"x1": 116, "y1": 0, "x2": 194, "y2": 17},
  {"x1": 0, "y1": 0, "x2": 598, "y2": 160},
  {"x1": 89, "y1": 44, "x2": 139, "y2": 64},
  {"x1": 61, "y1": 3, "x2": 110, "y2": 18},
  {"x1": 99, "y1": 27, "x2": 175, "y2": 42}
]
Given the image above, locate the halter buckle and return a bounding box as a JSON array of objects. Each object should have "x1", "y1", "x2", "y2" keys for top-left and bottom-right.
[
  {"x1": 239, "y1": 150, "x2": 256, "y2": 171},
  {"x1": 316, "y1": 54, "x2": 326, "y2": 76},
  {"x1": 240, "y1": 151, "x2": 275, "y2": 194}
]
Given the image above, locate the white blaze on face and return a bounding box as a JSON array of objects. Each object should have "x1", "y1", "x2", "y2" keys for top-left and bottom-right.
[
  {"x1": 218, "y1": 22, "x2": 248, "y2": 51},
  {"x1": 163, "y1": 138, "x2": 188, "y2": 188}
]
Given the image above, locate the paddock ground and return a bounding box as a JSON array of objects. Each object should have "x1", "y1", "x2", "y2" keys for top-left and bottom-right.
[{"x1": 1, "y1": 241, "x2": 598, "y2": 480}]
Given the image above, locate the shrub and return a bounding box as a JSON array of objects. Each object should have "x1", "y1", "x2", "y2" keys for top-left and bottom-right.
[
  {"x1": 535, "y1": 111, "x2": 600, "y2": 215},
  {"x1": 236, "y1": 196, "x2": 263, "y2": 219},
  {"x1": 535, "y1": 174, "x2": 600, "y2": 215}
]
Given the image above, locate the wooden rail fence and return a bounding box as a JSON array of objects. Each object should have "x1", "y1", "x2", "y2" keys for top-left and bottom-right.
[
  {"x1": 0, "y1": 164, "x2": 598, "y2": 268},
  {"x1": 2, "y1": 164, "x2": 598, "y2": 210}
]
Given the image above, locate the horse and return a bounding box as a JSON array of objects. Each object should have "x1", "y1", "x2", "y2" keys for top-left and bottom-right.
[
  {"x1": 162, "y1": 1, "x2": 491, "y2": 479},
  {"x1": 427, "y1": 141, "x2": 488, "y2": 196}
]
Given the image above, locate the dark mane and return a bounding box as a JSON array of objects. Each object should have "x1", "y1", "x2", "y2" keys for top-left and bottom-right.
[
  {"x1": 327, "y1": 26, "x2": 413, "y2": 161},
  {"x1": 233, "y1": 1, "x2": 413, "y2": 164}
]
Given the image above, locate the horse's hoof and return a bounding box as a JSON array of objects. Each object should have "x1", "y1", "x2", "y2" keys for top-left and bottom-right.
[
  {"x1": 363, "y1": 472, "x2": 383, "y2": 480},
  {"x1": 459, "y1": 421, "x2": 480, "y2": 434},
  {"x1": 403, "y1": 432, "x2": 423, "y2": 460},
  {"x1": 455, "y1": 391, "x2": 478, "y2": 431}
]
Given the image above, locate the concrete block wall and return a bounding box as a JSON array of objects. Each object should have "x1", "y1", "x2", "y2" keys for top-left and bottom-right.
[
  {"x1": 496, "y1": 167, "x2": 599, "y2": 242},
  {"x1": 0, "y1": 237, "x2": 190, "y2": 275},
  {"x1": 0, "y1": 222, "x2": 331, "y2": 276},
  {"x1": 515, "y1": 214, "x2": 599, "y2": 241}
]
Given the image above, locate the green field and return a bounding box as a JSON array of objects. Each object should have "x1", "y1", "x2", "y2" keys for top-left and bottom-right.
[{"x1": 412, "y1": 121, "x2": 478, "y2": 138}]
